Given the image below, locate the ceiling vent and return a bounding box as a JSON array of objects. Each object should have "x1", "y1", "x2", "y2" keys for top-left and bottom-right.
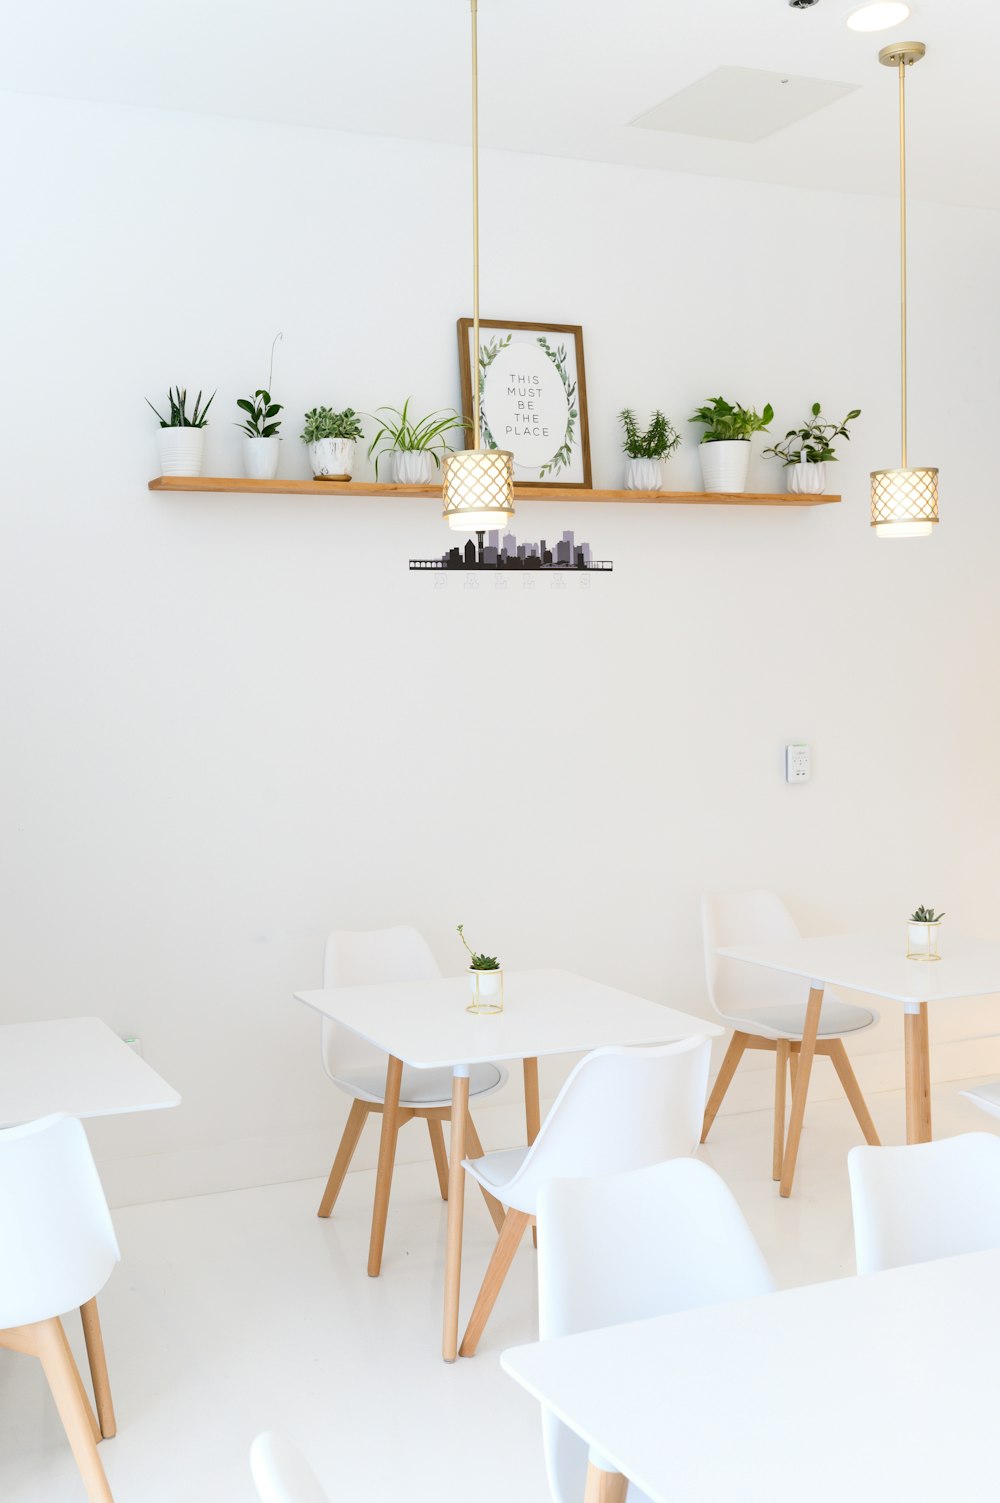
[{"x1": 629, "y1": 66, "x2": 857, "y2": 144}]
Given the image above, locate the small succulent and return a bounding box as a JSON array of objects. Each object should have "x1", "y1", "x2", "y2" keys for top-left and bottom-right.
[
  {"x1": 910, "y1": 906, "x2": 945, "y2": 924},
  {"x1": 146, "y1": 386, "x2": 215, "y2": 428},
  {"x1": 457, "y1": 924, "x2": 500, "y2": 971},
  {"x1": 301, "y1": 407, "x2": 364, "y2": 444}
]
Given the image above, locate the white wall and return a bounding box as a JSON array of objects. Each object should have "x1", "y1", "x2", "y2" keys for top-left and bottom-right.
[{"x1": 3, "y1": 92, "x2": 999, "y2": 1205}]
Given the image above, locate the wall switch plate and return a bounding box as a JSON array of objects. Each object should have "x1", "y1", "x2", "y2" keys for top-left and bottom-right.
[{"x1": 785, "y1": 743, "x2": 810, "y2": 783}]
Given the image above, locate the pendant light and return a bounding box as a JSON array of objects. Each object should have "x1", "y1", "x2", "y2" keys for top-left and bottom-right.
[
  {"x1": 441, "y1": 0, "x2": 515, "y2": 534},
  {"x1": 870, "y1": 41, "x2": 938, "y2": 539}
]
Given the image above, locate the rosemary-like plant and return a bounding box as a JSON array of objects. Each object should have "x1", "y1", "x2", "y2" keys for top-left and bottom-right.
[{"x1": 618, "y1": 409, "x2": 680, "y2": 460}]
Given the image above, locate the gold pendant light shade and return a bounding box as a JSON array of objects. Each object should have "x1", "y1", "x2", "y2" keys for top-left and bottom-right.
[{"x1": 442, "y1": 448, "x2": 515, "y2": 532}]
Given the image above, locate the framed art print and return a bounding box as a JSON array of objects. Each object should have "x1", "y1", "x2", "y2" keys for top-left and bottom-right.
[{"x1": 457, "y1": 318, "x2": 592, "y2": 488}]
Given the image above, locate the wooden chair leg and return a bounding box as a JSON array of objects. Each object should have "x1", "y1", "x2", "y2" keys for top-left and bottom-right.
[
  {"x1": 459, "y1": 1208, "x2": 531, "y2": 1358},
  {"x1": 780, "y1": 989, "x2": 823, "y2": 1198},
  {"x1": 35, "y1": 1318, "x2": 115, "y2": 1503},
  {"x1": 464, "y1": 1113, "x2": 506, "y2": 1233},
  {"x1": 367, "y1": 1057, "x2": 403, "y2": 1277},
  {"x1": 317, "y1": 1100, "x2": 370, "y2": 1218},
  {"x1": 773, "y1": 1039, "x2": 790, "y2": 1181},
  {"x1": 829, "y1": 1040, "x2": 881, "y2": 1146},
  {"x1": 584, "y1": 1461, "x2": 629, "y2": 1503},
  {"x1": 80, "y1": 1298, "x2": 116, "y2": 1440},
  {"x1": 701, "y1": 1031, "x2": 750, "y2": 1143},
  {"x1": 427, "y1": 1118, "x2": 449, "y2": 1200}
]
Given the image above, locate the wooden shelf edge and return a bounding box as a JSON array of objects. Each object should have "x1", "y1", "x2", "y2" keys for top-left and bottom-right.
[{"x1": 149, "y1": 476, "x2": 841, "y2": 507}]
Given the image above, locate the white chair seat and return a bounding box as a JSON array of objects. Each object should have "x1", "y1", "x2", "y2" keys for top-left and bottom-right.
[
  {"x1": 961, "y1": 1082, "x2": 1000, "y2": 1120},
  {"x1": 721, "y1": 997, "x2": 877, "y2": 1040},
  {"x1": 335, "y1": 1061, "x2": 507, "y2": 1108},
  {"x1": 464, "y1": 1146, "x2": 529, "y2": 1199}
]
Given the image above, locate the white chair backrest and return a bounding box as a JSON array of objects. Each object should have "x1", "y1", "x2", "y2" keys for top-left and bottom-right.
[
  {"x1": 250, "y1": 1433, "x2": 330, "y2": 1503},
  {"x1": 320, "y1": 926, "x2": 441, "y2": 1085},
  {"x1": 0, "y1": 1114, "x2": 120, "y2": 1328},
  {"x1": 701, "y1": 889, "x2": 808, "y2": 1021},
  {"x1": 849, "y1": 1133, "x2": 1000, "y2": 1274},
  {"x1": 537, "y1": 1158, "x2": 774, "y2": 1503},
  {"x1": 498, "y1": 1037, "x2": 711, "y2": 1209}
]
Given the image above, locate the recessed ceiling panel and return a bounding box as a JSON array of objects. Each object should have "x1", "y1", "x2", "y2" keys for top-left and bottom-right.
[{"x1": 630, "y1": 66, "x2": 858, "y2": 143}]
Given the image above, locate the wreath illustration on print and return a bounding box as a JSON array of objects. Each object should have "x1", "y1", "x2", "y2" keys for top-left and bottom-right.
[{"x1": 478, "y1": 334, "x2": 578, "y2": 477}]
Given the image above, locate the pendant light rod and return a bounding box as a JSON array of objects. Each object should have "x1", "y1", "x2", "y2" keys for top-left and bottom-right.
[
  {"x1": 897, "y1": 55, "x2": 908, "y2": 467},
  {"x1": 470, "y1": 0, "x2": 481, "y2": 451}
]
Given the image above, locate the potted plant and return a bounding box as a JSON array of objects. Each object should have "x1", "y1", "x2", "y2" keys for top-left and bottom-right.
[
  {"x1": 366, "y1": 399, "x2": 472, "y2": 486},
  {"x1": 301, "y1": 407, "x2": 364, "y2": 481},
  {"x1": 618, "y1": 409, "x2": 680, "y2": 491},
  {"x1": 763, "y1": 402, "x2": 861, "y2": 495},
  {"x1": 235, "y1": 389, "x2": 283, "y2": 480},
  {"x1": 457, "y1": 924, "x2": 503, "y2": 1015},
  {"x1": 146, "y1": 386, "x2": 215, "y2": 477},
  {"x1": 689, "y1": 396, "x2": 774, "y2": 494},
  {"x1": 907, "y1": 905, "x2": 945, "y2": 963}
]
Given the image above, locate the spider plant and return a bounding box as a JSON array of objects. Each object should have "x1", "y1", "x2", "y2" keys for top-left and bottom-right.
[{"x1": 366, "y1": 398, "x2": 471, "y2": 478}]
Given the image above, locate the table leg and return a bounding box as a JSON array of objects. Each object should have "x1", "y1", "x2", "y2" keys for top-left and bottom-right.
[
  {"x1": 524, "y1": 1057, "x2": 541, "y2": 1246},
  {"x1": 367, "y1": 1055, "x2": 403, "y2": 1277},
  {"x1": 442, "y1": 1068, "x2": 470, "y2": 1363},
  {"x1": 773, "y1": 1039, "x2": 790, "y2": 1181},
  {"x1": 904, "y1": 1002, "x2": 932, "y2": 1143},
  {"x1": 583, "y1": 1460, "x2": 628, "y2": 1503},
  {"x1": 779, "y1": 986, "x2": 823, "y2": 1199}
]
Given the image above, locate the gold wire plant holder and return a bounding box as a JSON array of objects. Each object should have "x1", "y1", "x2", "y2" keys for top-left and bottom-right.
[
  {"x1": 466, "y1": 967, "x2": 504, "y2": 1015},
  {"x1": 906, "y1": 922, "x2": 942, "y2": 963}
]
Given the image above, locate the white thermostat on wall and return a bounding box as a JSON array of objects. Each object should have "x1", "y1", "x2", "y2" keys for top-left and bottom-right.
[{"x1": 785, "y1": 744, "x2": 811, "y2": 783}]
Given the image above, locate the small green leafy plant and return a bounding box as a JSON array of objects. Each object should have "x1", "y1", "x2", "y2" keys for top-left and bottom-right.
[
  {"x1": 619, "y1": 409, "x2": 681, "y2": 461},
  {"x1": 690, "y1": 396, "x2": 773, "y2": 444},
  {"x1": 366, "y1": 399, "x2": 472, "y2": 477},
  {"x1": 764, "y1": 403, "x2": 861, "y2": 467},
  {"x1": 235, "y1": 389, "x2": 283, "y2": 439},
  {"x1": 146, "y1": 386, "x2": 215, "y2": 428},
  {"x1": 457, "y1": 924, "x2": 500, "y2": 971},
  {"x1": 300, "y1": 407, "x2": 364, "y2": 444},
  {"x1": 910, "y1": 906, "x2": 945, "y2": 924}
]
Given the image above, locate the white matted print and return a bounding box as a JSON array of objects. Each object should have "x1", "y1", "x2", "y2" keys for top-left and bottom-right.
[{"x1": 457, "y1": 319, "x2": 592, "y2": 488}]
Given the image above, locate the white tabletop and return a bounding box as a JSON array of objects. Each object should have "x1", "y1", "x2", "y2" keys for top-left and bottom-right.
[
  {"x1": 295, "y1": 968, "x2": 720, "y2": 1068},
  {"x1": 502, "y1": 1247, "x2": 1000, "y2": 1502},
  {"x1": 0, "y1": 1017, "x2": 181, "y2": 1127},
  {"x1": 719, "y1": 933, "x2": 1000, "y2": 1004}
]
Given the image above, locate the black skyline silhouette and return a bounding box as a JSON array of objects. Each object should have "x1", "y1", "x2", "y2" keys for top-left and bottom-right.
[{"x1": 410, "y1": 528, "x2": 613, "y2": 572}]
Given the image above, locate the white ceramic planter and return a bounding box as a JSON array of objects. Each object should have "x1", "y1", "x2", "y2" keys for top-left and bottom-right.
[
  {"x1": 699, "y1": 439, "x2": 751, "y2": 494},
  {"x1": 157, "y1": 427, "x2": 205, "y2": 477},
  {"x1": 466, "y1": 966, "x2": 504, "y2": 1015},
  {"x1": 308, "y1": 437, "x2": 356, "y2": 481},
  {"x1": 623, "y1": 457, "x2": 663, "y2": 491},
  {"x1": 787, "y1": 460, "x2": 827, "y2": 495},
  {"x1": 243, "y1": 435, "x2": 280, "y2": 481},
  {"x1": 391, "y1": 451, "x2": 435, "y2": 486},
  {"x1": 907, "y1": 922, "x2": 942, "y2": 962}
]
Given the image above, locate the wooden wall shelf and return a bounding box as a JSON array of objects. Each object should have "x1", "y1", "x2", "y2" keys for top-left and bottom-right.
[{"x1": 148, "y1": 476, "x2": 840, "y2": 507}]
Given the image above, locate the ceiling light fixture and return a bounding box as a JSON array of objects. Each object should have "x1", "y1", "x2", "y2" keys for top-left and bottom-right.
[
  {"x1": 847, "y1": 4, "x2": 910, "y2": 34},
  {"x1": 441, "y1": 1, "x2": 514, "y2": 536},
  {"x1": 870, "y1": 41, "x2": 938, "y2": 540}
]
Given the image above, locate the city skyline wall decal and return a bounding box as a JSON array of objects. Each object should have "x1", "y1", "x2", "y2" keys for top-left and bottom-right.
[{"x1": 410, "y1": 528, "x2": 613, "y2": 572}]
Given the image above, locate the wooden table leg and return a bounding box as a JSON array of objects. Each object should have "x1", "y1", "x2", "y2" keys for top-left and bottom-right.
[
  {"x1": 367, "y1": 1055, "x2": 403, "y2": 1277},
  {"x1": 584, "y1": 1460, "x2": 628, "y2": 1502},
  {"x1": 80, "y1": 1298, "x2": 116, "y2": 1440},
  {"x1": 779, "y1": 987, "x2": 823, "y2": 1199},
  {"x1": 919, "y1": 1001, "x2": 932, "y2": 1141},
  {"x1": 904, "y1": 1003, "x2": 932, "y2": 1144},
  {"x1": 442, "y1": 1069, "x2": 470, "y2": 1363},
  {"x1": 773, "y1": 1039, "x2": 790, "y2": 1182},
  {"x1": 524, "y1": 1057, "x2": 541, "y2": 1245}
]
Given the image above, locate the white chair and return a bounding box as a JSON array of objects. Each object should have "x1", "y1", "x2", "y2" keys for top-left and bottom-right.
[
  {"x1": 0, "y1": 1114, "x2": 121, "y2": 1503},
  {"x1": 701, "y1": 890, "x2": 880, "y2": 1185},
  {"x1": 251, "y1": 1432, "x2": 330, "y2": 1503},
  {"x1": 960, "y1": 1081, "x2": 1000, "y2": 1121},
  {"x1": 848, "y1": 1133, "x2": 1000, "y2": 1274},
  {"x1": 316, "y1": 926, "x2": 507, "y2": 1225},
  {"x1": 537, "y1": 1158, "x2": 774, "y2": 1503},
  {"x1": 458, "y1": 1035, "x2": 711, "y2": 1356}
]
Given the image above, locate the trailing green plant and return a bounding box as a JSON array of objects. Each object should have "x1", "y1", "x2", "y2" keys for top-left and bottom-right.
[
  {"x1": 146, "y1": 386, "x2": 215, "y2": 428},
  {"x1": 618, "y1": 409, "x2": 681, "y2": 461},
  {"x1": 457, "y1": 923, "x2": 500, "y2": 971},
  {"x1": 300, "y1": 407, "x2": 364, "y2": 444},
  {"x1": 910, "y1": 906, "x2": 945, "y2": 924},
  {"x1": 365, "y1": 398, "x2": 472, "y2": 477},
  {"x1": 689, "y1": 396, "x2": 773, "y2": 444},
  {"x1": 763, "y1": 403, "x2": 861, "y2": 467},
  {"x1": 235, "y1": 389, "x2": 283, "y2": 439}
]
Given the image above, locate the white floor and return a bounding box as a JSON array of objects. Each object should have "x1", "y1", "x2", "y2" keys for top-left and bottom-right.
[{"x1": 0, "y1": 1080, "x2": 992, "y2": 1503}]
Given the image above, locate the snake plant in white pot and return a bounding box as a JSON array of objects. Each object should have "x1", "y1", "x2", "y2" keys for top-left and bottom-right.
[{"x1": 147, "y1": 386, "x2": 215, "y2": 476}]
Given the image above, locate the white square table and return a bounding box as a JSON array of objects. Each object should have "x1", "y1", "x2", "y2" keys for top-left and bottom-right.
[
  {"x1": 296, "y1": 967, "x2": 719, "y2": 1361},
  {"x1": 502, "y1": 1246, "x2": 1000, "y2": 1502},
  {"x1": 719, "y1": 934, "x2": 1000, "y2": 1193}
]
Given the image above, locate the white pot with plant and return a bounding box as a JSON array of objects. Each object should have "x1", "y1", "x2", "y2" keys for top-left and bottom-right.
[
  {"x1": 907, "y1": 905, "x2": 944, "y2": 962},
  {"x1": 147, "y1": 386, "x2": 215, "y2": 476},
  {"x1": 301, "y1": 407, "x2": 364, "y2": 481},
  {"x1": 365, "y1": 398, "x2": 471, "y2": 487},
  {"x1": 457, "y1": 924, "x2": 503, "y2": 1015},
  {"x1": 235, "y1": 389, "x2": 283, "y2": 480},
  {"x1": 763, "y1": 402, "x2": 862, "y2": 495},
  {"x1": 689, "y1": 396, "x2": 774, "y2": 493},
  {"x1": 618, "y1": 408, "x2": 680, "y2": 491}
]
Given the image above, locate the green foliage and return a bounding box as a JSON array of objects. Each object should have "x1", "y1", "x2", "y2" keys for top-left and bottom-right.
[
  {"x1": 763, "y1": 403, "x2": 861, "y2": 467},
  {"x1": 365, "y1": 398, "x2": 471, "y2": 478},
  {"x1": 689, "y1": 396, "x2": 773, "y2": 444},
  {"x1": 146, "y1": 386, "x2": 215, "y2": 429},
  {"x1": 235, "y1": 389, "x2": 283, "y2": 439},
  {"x1": 619, "y1": 409, "x2": 680, "y2": 460},
  {"x1": 910, "y1": 906, "x2": 945, "y2": 924},
  {"x1": 536, "y1": 337, "x2": 577, "y2": 478},
  {"x1": 300, "y1": 407, "x2": 364, "y2": 444},
  {"x1": 457, "y1": 923, "x2": 500, "y2": 971}
]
